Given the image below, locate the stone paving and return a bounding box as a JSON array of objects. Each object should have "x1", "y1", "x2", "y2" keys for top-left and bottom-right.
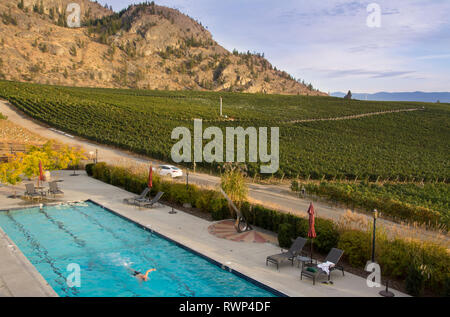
[{"x1": 208, "y1": 220, "x2": 277, "y2": 243}]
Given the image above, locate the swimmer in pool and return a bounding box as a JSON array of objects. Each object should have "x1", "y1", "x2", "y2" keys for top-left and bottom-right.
[{"x1": 127, "y1": 267, "x2": 156, "y2": 282}]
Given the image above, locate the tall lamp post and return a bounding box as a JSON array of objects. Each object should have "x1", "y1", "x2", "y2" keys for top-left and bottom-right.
[
  {"x1": 370, "y1": 209, "x2": 395, "y2": 297},
  {"x1": 371, "y1": 209, "x2": 378, "y2": 263},
  {"x1": 186, "y1": 169, "x2": 189, "y2": 188}
]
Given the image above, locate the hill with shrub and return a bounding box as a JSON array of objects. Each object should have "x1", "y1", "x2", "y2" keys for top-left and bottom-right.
[{"x1": 0, "y1": 0, "x2": 323, "y2": 95}]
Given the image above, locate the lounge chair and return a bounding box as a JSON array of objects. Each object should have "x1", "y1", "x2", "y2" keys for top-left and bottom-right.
[
  {"x1": 138, "y1": 191, "x2": 164, "y2": 208},
  {"x1": 266, "y1": 237, "x2": 307, "y2": 270},
  {"x1": 24, "y1": 183, "x2": 42, "y2": 200},
  {"x1": 48, "y1": 181, "x2": 64, "y2": 197},
  {"x1": 123, "y1": 188, "x2": 150, "y2": 205},
  {"x1": 300, "y1": 248, "x2": 345, "y2": 285}
]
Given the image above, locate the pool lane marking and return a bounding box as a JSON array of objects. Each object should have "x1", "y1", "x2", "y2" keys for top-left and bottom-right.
[
  {"x1": 80, "y1": 203, "x2": 252, "y2": 297},
  {"x1": 74, "y1": 203, "x2": 260, "y2": 297},
  {"x1": 39, "y1": 207, "x2": 140, "y2": 296},
  {"x1": 5, "y1": 212, "x2": 79, "y2": 296},
  {"x1": 38, "y1": 209, "x2": 87, "y2": 248},
  {"x1": 72, "y1": 206, "x2": 152, "y2": 296},
  {"x1": 139, "y1": 252, "x2": 196, "y2": 297},
  {"x1": 75, "y1": 204, "x2": 198, "y2": 296}
]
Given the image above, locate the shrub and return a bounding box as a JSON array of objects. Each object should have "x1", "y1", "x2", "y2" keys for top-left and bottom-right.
[
  {"x1": 338, "y1": 230, "x2": 371, "y2": 268},
  {"x1": 210, "y1": 197, "x2": 229, "y2": 221},
  {"x1": 278, "y1": 223, "x2": 294, "y2": 248},
  {"x1": 85, "y1": 163, "x2": 95, "y2": 176},
  {"x1": 443, "y1": 276, "x2": 450, "y2": 297},
  {"x1": 377, "y1": 238, "x2": 412, "y2": 278},
  {"x1": 294, "y1": 218, "x2": 309, "y2": 238},
  {"x1": 92, "y1": 162, "x2": 110, "y2": 183},
  {"x1": 419, "y1": 242, "x2": 450, "y2": 293},
  {"x1": 69, "y1": 46, "x2": 77, "y2": 57},
  {"x1": 110, "y1": 166, "x2": 128, "y2": 188},
  {"x1": 253, "y1": 205, "x2": 269, "y2": 228},
  {"x1": 165, "y1": 183, "x2": 190, "y2": 204},
  {"x1": 405, "y1": 263, "x2": 425, "y2": 297},
  {"x1": 194, "y1": 190, "x2": 215, "y2": 212},
  {"x1": 314, "y1": 218, "x2": 340, "y2": 254}
]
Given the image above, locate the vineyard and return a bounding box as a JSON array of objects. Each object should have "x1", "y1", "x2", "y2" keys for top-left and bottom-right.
[
  {"x1": 292, "y1": 181, "x2": 449, "y2": 229},
  {"x1": 0, "y1": 80, "x2": 448, "y2": 182}
]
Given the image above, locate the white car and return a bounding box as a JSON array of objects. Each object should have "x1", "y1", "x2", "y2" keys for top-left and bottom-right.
[{"x1": 157, "y1": 165, "x2": 183, "y2": 178}]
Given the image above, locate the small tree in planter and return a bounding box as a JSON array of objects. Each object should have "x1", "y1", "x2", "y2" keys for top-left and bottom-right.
[{"x1": 220, "y1": 163, "x2": 248, "y2": 218}]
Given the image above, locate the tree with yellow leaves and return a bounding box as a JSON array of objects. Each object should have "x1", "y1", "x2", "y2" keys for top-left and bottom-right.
[
  {"x1": 220, "y1": 163, "x2": 248, "y2": 216},
  {"x1": 0, "y1": 141, "x2": 86, "y2": 185}
]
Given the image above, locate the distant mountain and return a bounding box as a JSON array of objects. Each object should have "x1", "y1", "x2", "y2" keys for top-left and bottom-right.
[{"x1": 331, "y1": 91, "x2": 450, "y2": 103}]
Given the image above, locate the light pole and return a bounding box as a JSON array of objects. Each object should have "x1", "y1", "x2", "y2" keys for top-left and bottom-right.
[
  {"x1": 372, "y1": 209, "x2": 378, "y2": 263},
  {"x1": 89, "y1": 151, "x2": 95, "y2": 163},
  {"x1": 186, "y1": 169, "x2": 189, "y2": 188}
]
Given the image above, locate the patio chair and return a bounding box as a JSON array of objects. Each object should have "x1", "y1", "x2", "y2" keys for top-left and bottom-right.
[
  {"x1": 266, "y1": 237, "x2": 307, "y2": 270},
  {"x1": 24, "y1": 183, "x2": 42, "y2": 200},
  {"x1": 300, "y1": 248, "x2": 345, "y2": 285},
  {"x1": 138, "y1": 191, "x2": 164, "y2": 208},
  {"x1": 123, "y1": 187, "x2": 150, "y2": 205},
  {"x1": 48, "y1": 181, "x2": 64, "y2": 197}
]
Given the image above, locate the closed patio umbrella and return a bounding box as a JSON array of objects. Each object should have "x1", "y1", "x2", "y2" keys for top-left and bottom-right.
[
  {"x1": 148, "y1": 165, "x2": 153, "y2": 189},
  {"x1": 38, "y1": 161, "x2": 44, "y2": 186},
  {"x1": 307, "y1": 202, "x2": 317, "y2": 262}
]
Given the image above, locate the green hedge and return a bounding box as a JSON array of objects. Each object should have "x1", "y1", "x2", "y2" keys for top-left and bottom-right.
[
  {"x1": 85, "y1": 163, "x2": 95, "y2": 176},
  {"x1": 87, "y1": 163, "x2": 450, "y2": 296},
  {"x1": 277, "y1": 223, "x2": 294, "y2": 249},
  {"x1": 338, "y1": 230, "x2": 372, "y2": 268}
]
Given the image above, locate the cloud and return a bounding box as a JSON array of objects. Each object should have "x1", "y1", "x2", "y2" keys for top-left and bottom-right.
[
  {"x1": 301, "y1": 67, "x2": 416, "y2": 79},
  {"x1": 416, "y1": 54, "x2": 450, "y2": 60}
]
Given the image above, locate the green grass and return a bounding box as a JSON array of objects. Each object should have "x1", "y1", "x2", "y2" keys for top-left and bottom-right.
[
  {"x1": 0, "y1": 80, "x2": 448, "y2": 182},
  {"x1": 0, "y1": 112, "x2": 6, "y2": 120}
]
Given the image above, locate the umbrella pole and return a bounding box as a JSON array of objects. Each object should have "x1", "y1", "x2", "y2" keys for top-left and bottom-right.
[{"x1": 310, "y1": 239, "x2": 313, "y2": 264}]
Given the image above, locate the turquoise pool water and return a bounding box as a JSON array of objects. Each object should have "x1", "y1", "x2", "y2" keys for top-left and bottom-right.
[{"x1": 0, "y1": 201, "x2": 277, "y2": 297}]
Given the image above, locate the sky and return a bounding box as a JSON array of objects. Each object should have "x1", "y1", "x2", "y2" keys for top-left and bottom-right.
[{"x1": 96, "y1": 0, "x2": 450, "y2": 93}]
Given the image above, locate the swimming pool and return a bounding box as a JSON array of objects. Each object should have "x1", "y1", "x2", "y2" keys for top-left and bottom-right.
[{"x1": 0, "y1": 201, "x2": 280, "y2": 297}]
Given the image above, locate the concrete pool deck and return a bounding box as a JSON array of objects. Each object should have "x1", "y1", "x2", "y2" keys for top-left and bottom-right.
[{"x1": 0, "y1": 171, "x2": 408, "y2": 297}]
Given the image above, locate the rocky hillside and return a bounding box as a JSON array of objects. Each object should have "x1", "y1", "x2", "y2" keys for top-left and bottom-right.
[{"x1": 0, "y1": 0, "x2": 325, "y2": 95}]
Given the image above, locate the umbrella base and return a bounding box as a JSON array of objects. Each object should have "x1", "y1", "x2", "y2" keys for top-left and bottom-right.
[
  {"x1": 169, "y1": 207, "x2": 177, "y2": 214},
  {"x1": 379, "y1": 290, "x2": 395, "y2": 297}
]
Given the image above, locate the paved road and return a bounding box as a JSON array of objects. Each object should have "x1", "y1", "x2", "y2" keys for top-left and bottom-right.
[{"x1": 1, "y1": 99, "x2": 447, "y2": 245}]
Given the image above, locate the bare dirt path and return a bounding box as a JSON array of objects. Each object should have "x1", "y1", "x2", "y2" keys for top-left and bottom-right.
[
  {"x1": 201, "y1": 107, "x2": 424, "y2": 124},
  {"x1": 0, "y1": 99, "x2": 447, "y2": 245},
  {"x1": 286, "y1": 107, "x2": 424, "y2": 124}
]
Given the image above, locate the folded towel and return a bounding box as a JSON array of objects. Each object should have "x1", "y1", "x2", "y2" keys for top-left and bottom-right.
[
  {"x1": 306, "y1": 267, "x2": 318, "y2": 273},
  {"x1": 317, "y1": 261, "x2": 335, "y2": 275}
]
